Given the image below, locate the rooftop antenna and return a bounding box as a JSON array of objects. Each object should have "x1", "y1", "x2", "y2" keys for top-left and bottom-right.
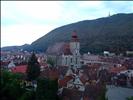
[{"x1": 108, "y1": 11, "x2": 111, "y2": 17}]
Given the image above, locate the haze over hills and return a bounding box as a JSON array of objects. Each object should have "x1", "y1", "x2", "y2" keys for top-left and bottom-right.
[{"x1": 2, "y1": 13, "x2": 133, "y2": 54}]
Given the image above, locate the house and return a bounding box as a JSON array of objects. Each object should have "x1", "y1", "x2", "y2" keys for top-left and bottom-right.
[{"x1": 8, "y1": 60, "x2": 16, "y2": 69}]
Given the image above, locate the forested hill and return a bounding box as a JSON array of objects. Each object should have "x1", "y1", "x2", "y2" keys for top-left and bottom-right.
[
  {"x1": 2, "y1": 13, "x2": 133, "y2": 54},
  {"x1": 29, "y1": 13, "x2": 133, "y2": 54}
]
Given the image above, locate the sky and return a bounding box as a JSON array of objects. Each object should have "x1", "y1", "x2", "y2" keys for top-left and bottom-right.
[{"x1": 1, "y1": 1, "x2": 133, "y2": 47}]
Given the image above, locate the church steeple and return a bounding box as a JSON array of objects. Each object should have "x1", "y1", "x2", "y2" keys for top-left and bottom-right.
[{"x1": 70, "y1": 30, "x2": 80, "y2": 68}]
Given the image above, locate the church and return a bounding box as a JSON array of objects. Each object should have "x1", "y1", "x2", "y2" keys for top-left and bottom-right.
[{"x1": 46, "y1": 30, "x2": 81, "y2": 69}]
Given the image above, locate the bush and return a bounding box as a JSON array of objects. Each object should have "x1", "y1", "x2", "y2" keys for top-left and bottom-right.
[
  {"x1": 19, "y1": 91, "x2": 36, "y2": 100},
  {"x1": 127, "y1": 96, "x2": 133, "y2": 100}
]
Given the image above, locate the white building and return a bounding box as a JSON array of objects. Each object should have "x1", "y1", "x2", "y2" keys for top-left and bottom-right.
[{"x1": 8, "y1": 60, "x2": 16, "y2": 68}]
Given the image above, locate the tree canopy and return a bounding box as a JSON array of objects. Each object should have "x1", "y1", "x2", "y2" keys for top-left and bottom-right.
[{"x1": 26, "y1": 52, "x2": 40, "y2": 81}]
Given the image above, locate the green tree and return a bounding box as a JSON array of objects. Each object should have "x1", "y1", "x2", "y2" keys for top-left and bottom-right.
[
  {"x1": 26, "y1": 52, "x2": 40, "y2": 81},
  {"x1": 0, "y1": 70, "x2": 25, "y2": 100},
  {"x1": 36, "y1": 78, "x2": 58, "y2": 100},
  {"x1": 19, "y1": 91, "x2": 36, "y2": 100},
  {"x1": 127, "y1": 96, "x2": 133, "y2": 100}
]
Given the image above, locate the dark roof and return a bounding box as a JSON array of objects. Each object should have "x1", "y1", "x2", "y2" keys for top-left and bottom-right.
[
  {"x1": 63, "y1": 43, "x2": 72, "y2": 55},
  {"x1": 46, "y1": 42, "x2": 72, "y2": 55},
  {"x1": 61, "y1": 88, "x2": 83, "y2": 100}
]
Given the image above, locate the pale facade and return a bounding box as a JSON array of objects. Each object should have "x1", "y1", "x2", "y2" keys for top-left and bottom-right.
[{"x1": 61, "y1": 31, "x2": 81, "y2": 69}]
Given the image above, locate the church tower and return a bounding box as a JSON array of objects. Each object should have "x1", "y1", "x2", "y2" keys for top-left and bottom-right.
[{"x1": 70, "y1": 30, "x2": 80, "y2": 69}]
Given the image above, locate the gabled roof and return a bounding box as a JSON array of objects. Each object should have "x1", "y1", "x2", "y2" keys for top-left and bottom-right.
[
  {"x1": 59, "y1": 76, "x2": 73, "y2": 87},
  {"x1": 46, "y1": 42, "x2": 72, "y2": 55},
  {"x1": 65, "y1": 68, "x2": 74, "y2": 76},
  {"x1": 73, "y1": 76, "x2": 84, "y2": 85}
]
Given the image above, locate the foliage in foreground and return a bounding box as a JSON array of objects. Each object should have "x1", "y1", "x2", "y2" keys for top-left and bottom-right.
[
  {"x1": 127, "y1": 96, "x2": 133, "y2": 100},
  {"x1": 0, "y1": 70, "x2": 58, "y2": 100},
  {"x1": 0, "y1": 70, "x2": 25, "y2": 100},
  {"x1": 36, "y1": 78, "x2": 58, "y2": 100}
]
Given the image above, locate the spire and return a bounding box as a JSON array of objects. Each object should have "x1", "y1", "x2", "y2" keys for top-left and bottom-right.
[{"x1": 71, "y1": 30, "x2": 79, "y2": 42}]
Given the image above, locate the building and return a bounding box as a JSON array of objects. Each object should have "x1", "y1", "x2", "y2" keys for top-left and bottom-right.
[{"x1": 46, "y1": 30, "x2": 81, "y2": 70}]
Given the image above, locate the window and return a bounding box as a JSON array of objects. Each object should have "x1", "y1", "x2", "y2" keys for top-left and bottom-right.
[
  {"x1": 65, "y1": 57, "x2": 67, "y2": 65},
  {"x1": 71, "y1": 58, "x2": 72, "y2": 63},
  {"x1": 76, "y1": 58, "x2": 78, "y2": 64}
]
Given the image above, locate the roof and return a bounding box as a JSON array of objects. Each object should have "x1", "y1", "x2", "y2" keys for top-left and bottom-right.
[
  {"x1": 80, "y1": 74, "x2": 88, "y2": 85},
  {"x1": 40, "y1": 68, "x2": 59, "y2": 80},
  {"x1": 11, "y1": 65, "x2": 27, "y2": 74},
  {"x1": 71, "y1": 30, "x2": 79, "y2": 42},
  {"x1": 62, "y1": 43, "x2": 72, "y2": 55},
  {"x1": 59, "y1": 76, "x2": 73, "y2": 87},
  {"x1": 61, "y1": 88, "x2": 83, "y2": 100},
  {"x1": 46, "y1": 42, "x2": 72, "y2": 55},
  {"x1": 109, "y1": 66, "x2": 127, "y2": 74}
]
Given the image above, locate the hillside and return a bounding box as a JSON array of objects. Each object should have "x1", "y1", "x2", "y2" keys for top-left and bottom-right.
[
  {"x1": 2, "y1": 13, "x2": 133, "y2": 54},
  {"x1": 1, "y1": 44, "x2": 30, "y2": 52},
  {"x1": 30, "y1": 13, "x2": 133, "y2": 54}
]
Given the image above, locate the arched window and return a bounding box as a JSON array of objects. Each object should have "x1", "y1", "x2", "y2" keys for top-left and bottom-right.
[
  {"x1": 71, "y1": 58, "x2": 72, "y2": 63},
  {"x1": 66, "y1": 57, "x2": 67, "y2": 65}
]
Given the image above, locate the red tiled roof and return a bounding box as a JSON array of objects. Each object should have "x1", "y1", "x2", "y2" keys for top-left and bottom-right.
[
  {"x1": 109, "y1": 66, "x2": 127, "y2": 74},
  {"x1": 11, "y1": 65, "x2": 27, "y2": 74},
  {"x1": 40, "y1": 68, "x2": 59, "y2": 80},
  {"x1": 59, "y1": 76, "x2": 73, "y2": 87}
]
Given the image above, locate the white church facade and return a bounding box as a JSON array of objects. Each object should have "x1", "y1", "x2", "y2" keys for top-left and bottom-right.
[{"x1": 60, "y1": 30, "x2": 81, "y2": 69}]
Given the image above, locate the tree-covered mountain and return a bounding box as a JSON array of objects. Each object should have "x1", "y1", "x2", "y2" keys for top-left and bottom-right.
[
  {"x1": 29, "y1": 13, "x2": 133, "y2": 54},
  {"x1": 2, "y1": 13, "x2": 133, "y2": 54}
]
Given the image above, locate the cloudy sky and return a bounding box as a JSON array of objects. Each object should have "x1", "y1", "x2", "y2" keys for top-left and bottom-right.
[{"x1": 1, "y1": 1, "x2": 133, "y2": 47}]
